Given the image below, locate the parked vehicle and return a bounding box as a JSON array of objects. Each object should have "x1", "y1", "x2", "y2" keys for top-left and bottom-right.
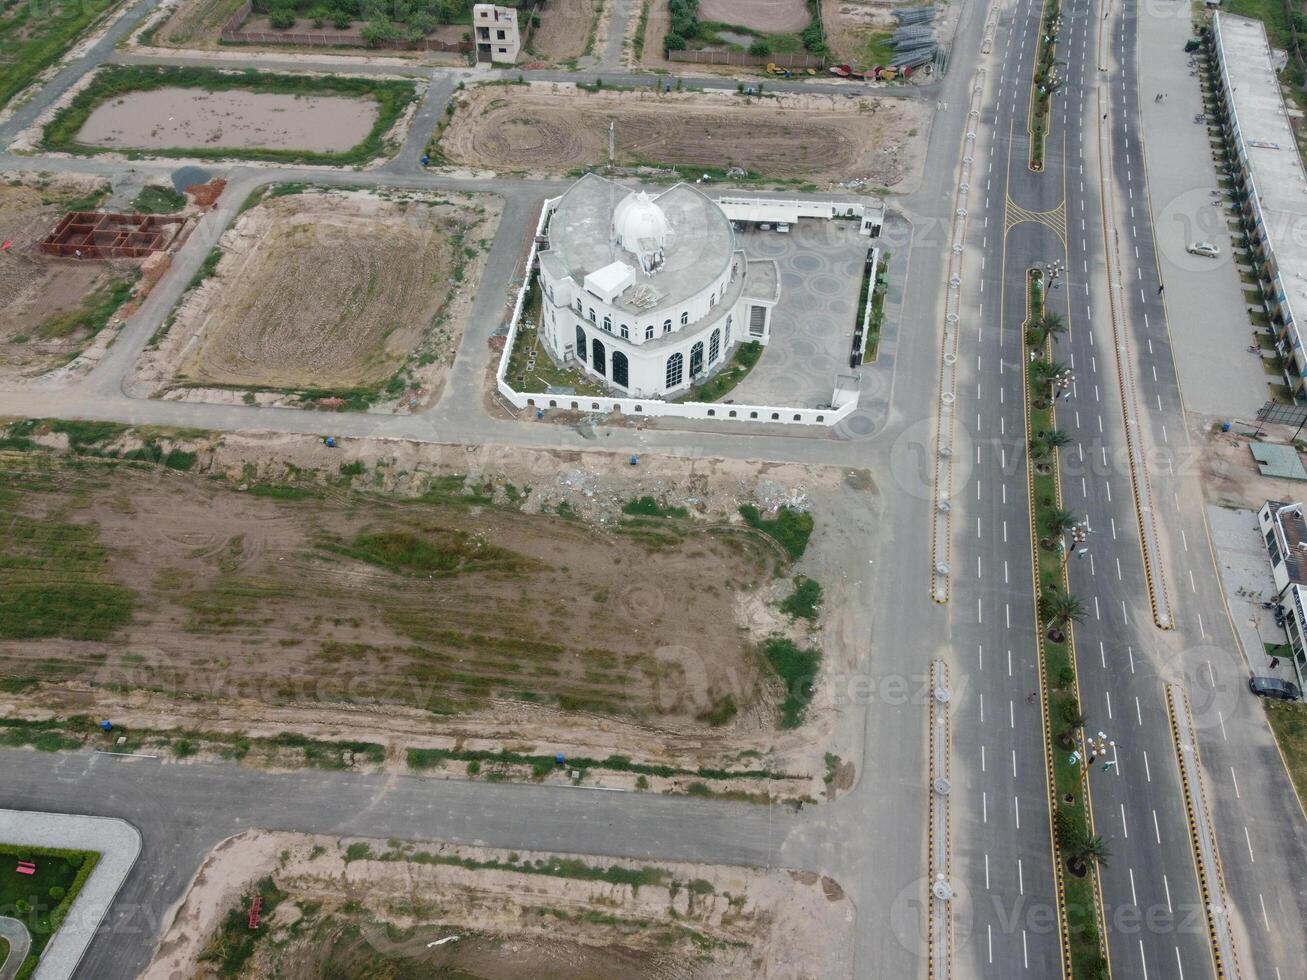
[
  {"x1": 1248, "y1": 675, "x2": 1301, "y2": 700},
  {"x1": 1187, "y1": 241, "x2": 1220, "y2": 258}
]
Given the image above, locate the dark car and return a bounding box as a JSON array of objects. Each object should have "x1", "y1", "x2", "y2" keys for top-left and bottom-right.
[{"x1": 1249, "y1": 676, "x2": 1301, "y2": 701}]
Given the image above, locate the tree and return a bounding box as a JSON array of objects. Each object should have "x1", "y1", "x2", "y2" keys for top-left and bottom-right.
[
  {"x1": 1040, "y1": 310, "x2": 1066, "y2": 344},
  {"x1": 309, "y1": 6, "x2": 330, "y2": 27},
  {"x1": 1069, "y1": 834, "x2": 1111, "y2": 868},
  {"x1": 1039, "y1": 591, "x2": 1085, "y2": 629},
  {"x1": 1045, "y1": 427, "x2": 1072, "y2": 451},
  {"x1": 665, "y1": 32, "x2": 687, "y2": 51},
  {"x1": 1045, "y1": 506, "x2": 1078, "y2": 537},
  {"x1": 749, "y1": 39, "x2": 772, "y2": 56}
]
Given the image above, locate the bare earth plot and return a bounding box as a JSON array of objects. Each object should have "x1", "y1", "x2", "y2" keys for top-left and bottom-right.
[
  {"x1": 77, "y1": 88, "x2": 377, "y2": 153},
  {"x1": 137, "y1": 188, "x2": 500, "y2": 408},
  {"x1": 440, "y1": 82, "x2": 929, "y2": 187},
  {"x1": 822, "y1": 0, "x2": 898, "y2": 64},
  {"x1": 149, "y1": 0, "x2": 246, "y2": 47},
  {"x1": 527, "y1": 0, "x2": 602, "y2": 63},
  {"x1": 0, "y1": 175, "x2": 143, "y2": 381},
  {"x1": 142, "y1": 831, "x2": 853, "y2": 980},
  {"x1": 0, "y1": 428, "x2": 870, "y2": 789},
  {"x1": 700, "y1": 0, "x2": 811, "y2": 33}
]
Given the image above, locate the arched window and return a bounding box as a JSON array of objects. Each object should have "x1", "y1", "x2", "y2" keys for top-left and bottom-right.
[
  {"x1": 612, "y1": 351, "x2": 629, "y2": 388},
  {"x1": 663, "y1": 318, "x2": 672, "y2": 334},
  {"x1": 575, "y1": 324, "x2": 586, "y2": 363},
  {"x1": 680, "y1": 311, "x2": 689, "y2": 326},
  {"x1": 709, "y1": 290, "x2": 717, "y2": 308},
  {"x1": 724, "y1": 314, "x2": 732, "y2": 349},
  {"x1": 592, "y1": 338, "x2": 606, "y2": 376},
  {"x1": 576, "y1": 298, "x2": 582, "y2": 314},
  {"x1": 620, "y1": 323, "x2": 629, "y2": 339},
  {"x1": 645, "y1": 324, "x2": 654, "y2": 340},
  {"x1": 689, "y1": 341, "x2": 704, "y2": 377},
  {"x1": 666, "y1": 352, "x2": 683, "y2": 389},
  {"x1": 709, "y1": 328, "x2": 721, "y2": 364},
  {"x1": 602, "y1": 314, "x2": 611, "y2": 332},
  {"x1": 588, "y1": 307, "x2": 596, "y2": 323}
]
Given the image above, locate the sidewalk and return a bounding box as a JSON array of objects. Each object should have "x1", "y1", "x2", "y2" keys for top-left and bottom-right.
[
  {"x1": 1137, "y1": 0, "x2": 1271, "y2": 420},
  {"x1": 1206, "y1": 505, "x2": 1307, "y2": 691},
  {"x1": 0, "y1": 810, "x2": 141, "y2": 980}
]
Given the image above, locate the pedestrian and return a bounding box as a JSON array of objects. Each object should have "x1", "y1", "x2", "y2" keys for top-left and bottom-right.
[
  {"x1": 1102, "y1": 760, "x2": 1117, "y2": 772},
  {"x1": 1028, "y1": 691, "x2": 1038, "y2": 704},
  {"x1": 1271, "y1": 657, "x2": 1281, "y2": 669},
  {"x1": 1157, "y1": 284, "x2": 1164, "y2": 295}
]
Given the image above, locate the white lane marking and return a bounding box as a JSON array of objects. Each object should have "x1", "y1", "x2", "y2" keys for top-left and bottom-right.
[
  {"x1": 1105, "y1": 691, "x2": 1113, "y2": 719},
  {"x1": 1152, "y1": 809, "x2": 1161, "y2": 844},
  {"x1": 1121, "y1": 803, "x2": 1129, "y2": 838},
  {"x1": 1231, "y1": 767, "x2": 1241, "y2": 799},
  {"x1": 1143, "y1": 751, "x2": 1151, "y2": 782},
  {"x1": 1245, "y1": 826, "x2": 1255, "y2": 863}
]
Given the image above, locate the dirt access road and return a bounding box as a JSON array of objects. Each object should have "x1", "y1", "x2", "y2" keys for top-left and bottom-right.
[
  {"x1": 143, "y1": 830, "x2": 853, "y2": 980},
  {"x1": 441, "y1": 81, "x2": 929, "y2": 188},
  {"x1": 135, "y1": 187, "x2": 500, "y2": 409},
  {"x1": 527, "y1": 0, "x2": 602, "y2": 63},
  {"x1": 699, "y1": 0, "x2": 811, "y2": 33}
]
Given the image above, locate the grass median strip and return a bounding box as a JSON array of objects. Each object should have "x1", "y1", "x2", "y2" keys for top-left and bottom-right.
[
  {"x1": 1030, "y1": 0, "x2": 1060, "y2": 171},
  {"x1": 1022, "y1": 268, "x2": 1111, "y2": 979}
]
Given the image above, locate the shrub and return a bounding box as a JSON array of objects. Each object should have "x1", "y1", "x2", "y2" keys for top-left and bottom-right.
[
  {"x1": 749, "y1": 39, "x2": 771, "y2": 56},
  {"x1": 739, "y1": 504, "x2": 814, "y2": 562},
  {"x1": 49, "y1": 885, "x2": 65, "y2": 900},
  {"x1": 269, "y1": 8, "x2": 296, "y2": 28},
  {"x1": 332, "y1": 10, "x2": 352, "y2": 28},
  {"x1": 309, "y1": 6, "x2": 329, "y2": 27},
  {"x1": 760, "y1": 637, "x2": 821, "y2": 728},
  {"x1": 665, "y1": 31, "x2": 686, "y2": 51},
  {"x1": 780, "y1": 575, "x2": 823, "y2": 621}
]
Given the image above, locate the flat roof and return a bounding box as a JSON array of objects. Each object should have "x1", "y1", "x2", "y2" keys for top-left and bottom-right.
[
  {"x1": 1215, "y1": 14, "x2": 1307, "y2": 329},
  {"x1": 544, "y1": 173, "x2": 734, "y2": 315},
  {"x1": 744, "y1": 258, "x2": 780, "y2": 302},
  {"x1": 1251, "y1": 442, "x2": 1307, "y2": 480}
]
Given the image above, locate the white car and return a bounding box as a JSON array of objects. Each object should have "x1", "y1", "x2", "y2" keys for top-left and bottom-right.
[{"x1": 1187, "y1": 241, "x2": 1220, "y2": 258}]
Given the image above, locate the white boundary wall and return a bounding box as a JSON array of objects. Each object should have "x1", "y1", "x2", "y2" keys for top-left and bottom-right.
[{"x1": 496, "y1": 197, "x2": 861, "y2": 427}]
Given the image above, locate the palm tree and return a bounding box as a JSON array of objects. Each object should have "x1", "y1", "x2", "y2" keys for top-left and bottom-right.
[
  {"x1": 1045, "y1": 507, "x2": 1079, "y2": 537},
  {"x1": 1045, "y1": 427, "x2": 1072, "y2": 451},
  {"x1": 1041, "y1": 311, "x2": 1066, "y2": 343},
  {"x1": 1070, "y1": 834, "x2": 1111, "y2": 869},
  {"x1": 1040, "y1": 591, "x2": 1085, "y2": 631}
]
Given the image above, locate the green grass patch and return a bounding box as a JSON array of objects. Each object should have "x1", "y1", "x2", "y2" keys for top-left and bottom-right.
[
  {"x1": 198, "y1": 875, "x2": 285, "y2": 978},
  {"x1": 681, "y1": 340, "x2": 763, "y2": 402},
  {"x1": 780, "y1": 575, "x2": 823, "y2": 621},
  {"x1": 1263, "y1": 700, "x2": 1307, "y2": 811},
  {"x1": 386, "y1": 845, "x2": 670, "y2": 889},
  {"x1": 0, "y1": 512, "x2": 135, "y2": 641},
  {"x1": 43, "y1": 65, "x2": 418, "y2": 166},
  {"x1": 0, "y1": 0, "x2": 117, "y2": 110},
  {"x1": 759, "y1": 636, "x2": 820, "y2": 728},
  {"x1": 622, "y1": 496, "x2": 689, "y2": 519},
  {"x1": 35, "y1": 272, "x2": 139, "y2": 341},
  {"x1": 738, "y1": 503, "x2": 813, "y2": 561},
  {"x1": 406, "y1": 746, "x2": 780, "y2": 782},
  {"x1": 130, "y1": 185, "x2": 187, "y2": 214},
  {"x1": 0, "y1": 843, "x2": 99, "y2": 976}
]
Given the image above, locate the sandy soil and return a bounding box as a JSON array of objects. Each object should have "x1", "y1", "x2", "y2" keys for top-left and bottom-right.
[
  {"x1": 0, "y1": 426, "x2": 869, "y2": 790},
  {"x1": 135, "y1": 188, "x2": 500, "y2": 407},
  {"x1": 440, "y1": 81, "x2": 930, "y2": 187},
  {"x1": 143, "y1": 831, "x2": 854, "y2": 980},
  {"x1": 76, "y1": 87, "x2": 378, "y2": 153},
  {"x1": 0, "y1": 175, "x2": 143, "y2": 381},
  {"x1": 639, "y1": 0, "x2": 670, "y2": 68},
  {"x1": 700, "y1": 0, "x2": 811, "y2": 33},
  {"x1": 528, "y1": 0, "x2": 601, "y2": 62}
]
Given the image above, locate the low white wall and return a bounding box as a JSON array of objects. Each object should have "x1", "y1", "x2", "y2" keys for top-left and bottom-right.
[
  {"x1": 497, "y1": 198, "x2": 860, "y2": 427},
  {"x1": 859, "y1": 247, "x2": 881, "y2": 359}
]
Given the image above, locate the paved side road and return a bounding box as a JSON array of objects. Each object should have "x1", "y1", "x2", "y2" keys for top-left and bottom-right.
[
  {"x1": 0, "y1": 809, "x2": 140, "y2": 980},
  {"x1": 0, "y1": 917, "x2": 31, "y2": 980}
]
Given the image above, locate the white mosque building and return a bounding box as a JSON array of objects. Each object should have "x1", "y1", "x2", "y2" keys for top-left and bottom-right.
[{"x1": 535, "y1": 173, "x2": 780, "y2": 398}]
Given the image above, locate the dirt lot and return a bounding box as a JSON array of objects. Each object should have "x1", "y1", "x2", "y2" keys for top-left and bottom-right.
[
  {"x1": 822, "y1": 0, "x2": 899, "y2": 64},
  {"x1": 144, "y1": 831, "x2": 853, "y2": 979},
  {"x1": 0, "y1": 426, "x2": 868, "y2": 788},
  {"x1": 151, "y1": 0, "x2": 246, "y2": 47},
  {"x1": 528, "y1": 0, "x2": 601, "y2": 63},
  {"x1": 136, "y1": 188, "x2": 500, "y2": 408},
  {"x1": 0, "y1": 175, "x2": 146, "y2": 382},
  {"x1": 440, "y1": 81, "x2": 929, "y2": 187},
  {"x1": 700, "y1": 0, "x2": 811, "y2": 33}
]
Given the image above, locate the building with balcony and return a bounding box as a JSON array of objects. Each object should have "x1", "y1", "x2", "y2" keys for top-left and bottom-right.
[
  {"x1": 1210, "y1": 13, "x2": 1307, "y2": 399},
  {"x1": 1258, "y1": 499, "x2": 1307, "y2": 678},
  {"x1": 535, "y1": 173, "x2": 779, "y2": 398},
  {"x1": 473, "y1": 3, "x2": 520, "y2": 64}
]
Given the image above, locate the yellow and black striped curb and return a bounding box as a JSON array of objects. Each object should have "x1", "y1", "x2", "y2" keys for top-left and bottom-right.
[
  {"x1": 1165, "y1": 685, "x2": 1243, "y2": 980},
  {"x1": 926, "y1": 659, "x2": 953, "y2": 980},
  {"x1": 1028, "y1": 0, "x2": 1058, "y2": 172}
]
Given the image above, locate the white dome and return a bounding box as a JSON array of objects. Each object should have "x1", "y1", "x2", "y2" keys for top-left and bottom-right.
[{"x1": 612, "y1": 191, "x2": 669, "y2": 266}]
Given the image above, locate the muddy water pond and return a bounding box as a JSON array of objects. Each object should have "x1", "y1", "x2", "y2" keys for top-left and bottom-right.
[{"x1": 76, "y1": 87, "x2": 379, "y2": 153}]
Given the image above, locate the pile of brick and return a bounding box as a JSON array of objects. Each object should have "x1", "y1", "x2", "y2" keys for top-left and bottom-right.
[{"x1": 186, "y1": 178, "x2": 227, "y2": 208}]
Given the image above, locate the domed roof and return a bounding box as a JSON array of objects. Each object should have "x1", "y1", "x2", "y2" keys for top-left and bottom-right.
[{"x1": 612, "y1": 191, "x2": 669, "y2": 257}]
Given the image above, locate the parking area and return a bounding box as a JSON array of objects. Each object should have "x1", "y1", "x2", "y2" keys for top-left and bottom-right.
[
  {"x1": 1206, "y1": 504, "x2": 1306, "y2": 694},
  {"x1": 726, "y1": 218, "x2": 866, "y2": 407},
  {"x1": 1138, "y1": 6, "x2": 1272, "y2": 420}
]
